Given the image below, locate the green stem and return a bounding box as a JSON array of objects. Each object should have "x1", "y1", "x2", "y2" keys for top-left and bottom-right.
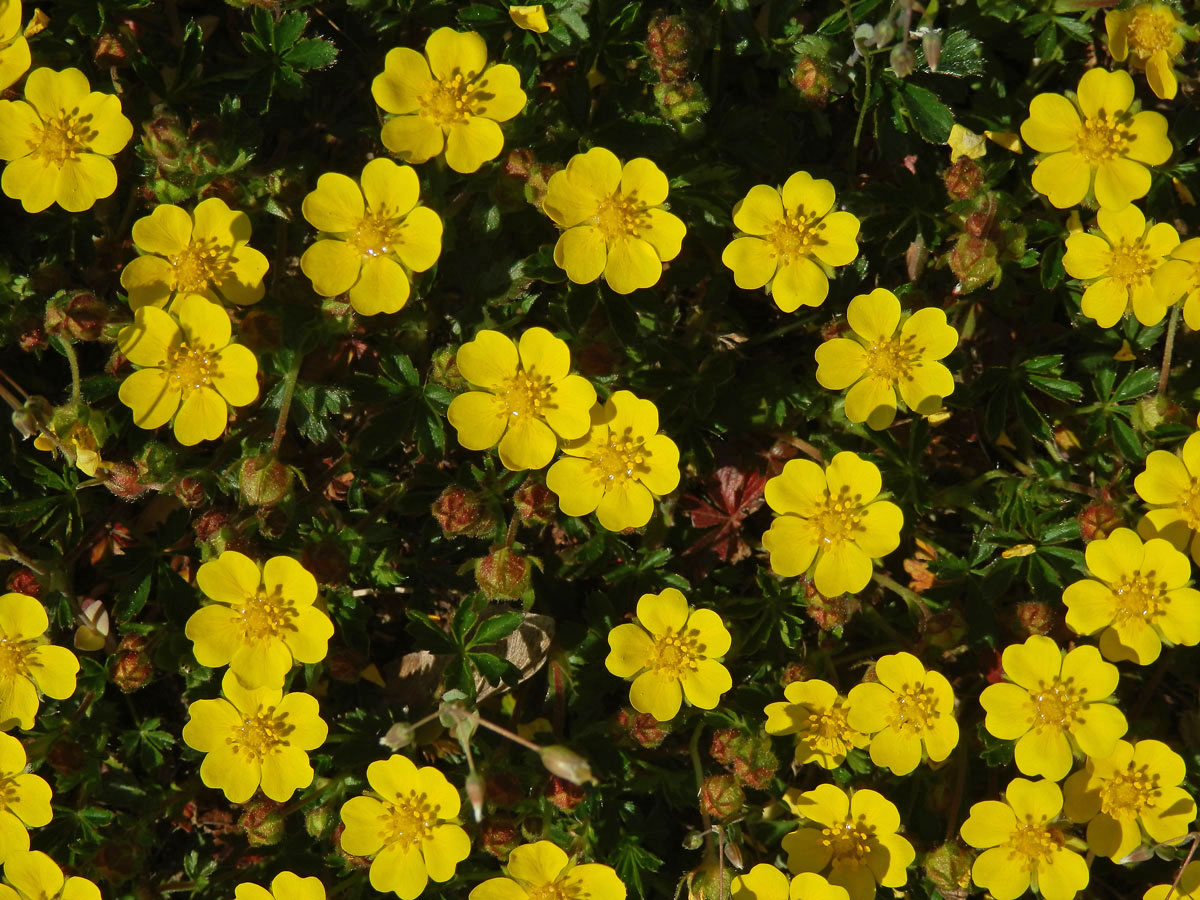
[
  {"x1": 1159, "y1": 303, "x2": 1181, "y2": 395},
  {"x1": 873, "y1": 571, "x2": 929, "y2": 620},
  {"x1": 55, "y1": 337, "x2": 82, "y2": 407},
  {"x1": 851, "y1": 53, "x2": 873, "y2": 166},
  {"x1": 269, "y1": 358, "x2": 302, "y2": 455},
  {"x1": 689, "y1": 721, "x2": 715, "y2": 855}
]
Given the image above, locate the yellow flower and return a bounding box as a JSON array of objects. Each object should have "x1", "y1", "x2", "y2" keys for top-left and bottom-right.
[
  {"x1": 186, "y1": 551, "x2": 334, "y2": 688},
  {"x1": 1135, "y1": 431, "x2": 1200, "y2": 563},
  {"x1": 0, "y1": 734, "x2": 50, "y2": 862},
  {"x1": 0, "y1": 852, "x2": 100, "y2": 900},
  {"x1": 1107, "y1": 3, "x2": 1188, "y2": 101},
  {"x1": 980, "y1": 636, "x2": 1127, "y2": 781},
  {"x1": 470, "y1": 841, "x2": 625, "y2": 900},
  {"x1": 960, "y1": 778, "x2": 1089, "y2": 900},
  {"x1": 372, "y1": 28, "x2": 526, "y2": 174},
  {"x1": 781, "y1": 783, "x2": 914, "y2": 900},
  {"x1": 508, "y1": 5, "x2": 549, "y2": 33},
  {"x1": 0, "y1": 1, "x2": 30, "y2": 91},
  {"x1": 731, "y1": 864, "x2": 848, "y2": 900},
  {"x1": 33, "y1": 422, "x2": 104, "y2": 477},
  {"x1": 947, "y1": 124, "x2": 987, "y2": 162},
  {"x1": 1019, "y1": 68, "x2": 1170, "y2": 210},
  {"x1": 300, "y1": 158, "x2": 442, "y2": 316},
  {"x1": 1062, "y1": 527, "x2": 1200, "y2": 665},
  {"x1": 339, "y1": 754, "x2": 471, "y2": 899},
  {"x1": 1154, "y1": 238, "x2": 1200, "y2": 330},
  {"x1": 605, "y1": 588, "x2": 732, "y2": 722},
  {"x1": 1146, "y1": 862, "x2": 1200, "y2": 900},
  {"x1": 761, "y1": 453, "x2": 903, "y2": 597},
  {"x1": 116, "y1": 295, "x2": 259, "y2": 446},
  {"x1": 235, "y1": 873, "x2": 325, "y2": 900},
  {"x1": 182, "y1": 670, "x2": 327, "y2": 803},
  {"x1": 1063, "y1": 739, "x2": 1195, "y2": 862},
  {"x1": 0, "y1": 67, "x2": 132, "y2": 213},
  {"x1": 763, "y1": 679, "x2": 868, "y2": 769},
  {"x1": 845, "y1": 652, "x2": 958, "y2": 776},
  {"x1": 121, "y1": 198, "x2": 269, "y2": 312},
  {"x1": 720, "y1": 171, "x2": 859, "y2": 312},
  {"x1": 543, "y1": 147, "x2": 686, "y2": 294},
  {"x1": 0, "y1": 593, "x2": 77, "y2": 731},
  {"x1": 546, "y1": 390, "x2": 680, "y2": 531},
  {"x1": 814, "y1": 289, "x2": 957, "y2": 429},
  {"x1": 447, "y1": 328, "x2": 596, "y2": 470},
  {"x1": 1062, "y1": 204, "x2": 1179, "y2": 328}
]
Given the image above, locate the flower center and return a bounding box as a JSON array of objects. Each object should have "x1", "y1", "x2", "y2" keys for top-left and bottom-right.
[
  {"x1": 0, "y1": 638, "x2": 34, "y2": 680},
  {"x1": 593, "y1": 192, "x2": 647, "y2": 243},
  {"x1": 226, "y1": 705, "x2": 291, "y2": 763},
  {"x1": 1105, "y1": 239, "x2": 1154, "y2": 288},
  {"x1": 1111, "y1": 571, "x2": 1167, "y2": 625},
  {"x1": 1075, "y1": 114, "x2": 1132, "y2": 163},
  {"x1": 32, "y1": 112, "x2": 95, "y2": 166},
  {"x1": 501, "y1": 370, "x2": 555, "y2": 419},
  {"x1": 348, "y1": 213, "x2": 401, "y2": 258},
  {"x1": 650, "y1": 628, "x2": 702, "y2": 678},
  {"x1": 1128, "y1": 7, "x2": 1176, "y2": 57},
  {"x1": 890, "y1": 684, "x2": 938, "y2": 733},
  {"x1": 1098, "y1": 762, "x2": 1160, "y2": 819},
  {"x1": 864, "y1": 335, "x2": 919, "y2": 382},
  {"x1": 809, "y1": 485, "x2": 865, "y2": 548},
  {"x1": 0, "y1": 774, "x2": 20, "y2": 812},
  {"x1": 820, "y1": 817, "x2": 875, "y2": 868},
  {"x1": 170, "y1": 238, "x2": 231, "y2": 296},
  {"x1": 419, "y1": 74, "x2": 474, "y2": 126},
  {"x1": 1029, "y1": 677, "x2": 1085, "y2": 732},
  {"x1": 767, "y1": 209, "x2": 823, "y2": 263},
  {"x1": 588, "y1": 428, "x2": 649, "y2": 486},
  {"x1": 527, "y1": 885, "x2": 569, "y2": 900},
  {"x1": 1007, "y1": 822, "x2": 1063, "y2": 870},
  {"x1": 380, "y1": 791, "x2": 436, "y2": 851},
  {"x1": 236, "y1": 588, "x2": 297, "y2": 642},
  {"x1": 167, "y1": 342, "x2": 216, "y2": 393},
  {"x1": 804, "y1": 703, "x2": 855, "y2": 746},
  {"x1": 1176, "y1": 480, "x2": 1200, "y2": 530}
]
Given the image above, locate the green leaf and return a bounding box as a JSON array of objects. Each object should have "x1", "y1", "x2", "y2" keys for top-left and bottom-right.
[
  {"x1": 274, "y1": 11, "x2": 309, "y2": 50},
  {"x1": 114, "y1": 570, "x2": 152, "y2": 622},
  {"x1": 1025, "y1": 374, "x2": 1083, "y2": 403},
  {"x1": 285, "y1": 38, "x2": 338, "y2": 71},
  {"x1": 900, "y1": 83, "x2": 954, "y2": 143},
  {"x1": 457, "y1": 4, "x2": 506, "y2": 22},
  {"x1": 470, "y1": 612, "x2": 525, "y2": 647},
  {"x1": 929, "y1": 30, "x2": 984, "y2": 77},
  {"x1": 469, "y1": 651, "x2": 519, "y2": 687},
  {"x1": 1112, "y1": 416, "x2": 1145, "y2": 461},
  {"x1": 1111, "y1": 367, "x2": 1158, "y2": 403},
  {"x1": 558, "y1": 8, "x2": 590, "y2": 39}
]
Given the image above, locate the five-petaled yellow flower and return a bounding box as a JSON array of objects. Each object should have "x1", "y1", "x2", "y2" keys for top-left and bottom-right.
[
  {"x1": 1064, "y1": 738, "x2": 1195, "y2": 863},
  {"x1": 0, "y1": 67, "x2": 132, "y2": 213},
  {"x1": 781, "y1": 783, "x2": 914, "y2": 900},
  {"x1": 372, "y1": 27, "x2": 526, "y2": 174},
  {"x1": 1146, "y1": 862, "x2": 1200, "y2": 900},
  {"x1": 721, "y1": 171, "x2": 860, "y2": 312},
  {"x1": 815, "y1": 289, "x2": 958, "y2": 429},
  {"x1": 1019, "y1": 68, "x2": 1170, "y2": 210},
  {"x1": 447, "y1": 328, "x2": 596, "y2": 471},
  {"x1": 33, "y1": 422, "x2": 104, "y2": 478},
  {"x1": 0, "y1": 733, "x2": 50, "y2": 863},
  {"x1": 339, "y1": 754, "x2": 471, "y2": 900},
  {"x1": 845, "y1": 652, "x2": 958, "y2": 776},
  {"x1": 605, "y1": 588, "x2": 732, "y2": 723},
  {"x1": 543, "y1": 147, "x2": 686, "y2": 295},
  {"x1": 960, "y1": 778, "x2": 1089, "y2": 900},
  {"x1": 0, "y1": 852, "x2": 100, "y2": 900},
  {"x1": 980, "y1": 636, "x2": 1127, "y2": 781},
  {"x1": 182, "y1": 670, "x2": 327, "y2": 804},
  {"x1": 731, "y1": 864, "x2": 849, "y2": 900},
  {"x1": 1062, "y1": 527, "x2": 1200, "y2": 665},
  {"x1": 470, "y1": 841, "x2": 626, "y2": 900},
  {"x1": 1136, "y1": 431, "x2": 1200, "y2": 564},
  {"x1": 0, "y1": 593, "x2": 78, "y2": 731},
  {"x1": 300, "y1": 158, "x2": 442, "y2": 316},
  {"x1": 546, "y1": 390, "x2": 680, "y2": 531},
  {"x1": 186, "y1": 551, "x2": 334, "y2": 688},
  {"x1": 116, "y1": 295, "x2": 259, "y2": 446},
  {"x1": 764, "y1": 679, "x2": 868, "y2": 770},
  {"x1": 235, "y1": 873, "x2": 325, "y2": 900},
  {"x1": 122, "y1": 198, "x2": 269, "y2": 311},
  {"x1": 761, "y1": 452, "x2": 903, "y2": 598},
  {"x1": 1062, "y1": 204, "x2": 1179, "y2": 328},
  {"x1": 1107, "y1": 3, "x2": 1188, "y2": 101},
  {"x1": 0, "y1": 1, "x2": 30, "y2": 92},
  {"x1": 1157, "y1": 238, "x2": 1200, "y2": 330}
]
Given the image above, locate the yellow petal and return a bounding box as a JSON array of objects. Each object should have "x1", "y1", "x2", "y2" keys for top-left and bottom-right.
[
  {"x1": 53, "y1": 154, "x2": 117, "y2": 212},
  {"x1": 629, "y1": 670, "x2": 683, "y2": 721},
  {"x1": 380, "y1": 115, "x2": 445, "y2": 165},
  {"x1": 619, "y1": 157, "x2": 669, "y2": 207},
  {"x1": 121, "y1": 255, "x2": 175, "y2": 311},
  {"x1": 472, "y1": 64, "x2": 527, "y2": 121},
  {"x1": 1063, "y1": 233, "x2": 1112, "y2": 281},
  {"x1": 497, "y1": 416, "x2": 557, "y2": 471},
  {"x1": 1031, "y1": 151, "x2": 1092, "y2": 209},
  {"x1": 1126, "y1": 110, "x2": 1172, "y2": 166},
  {"x1": 301, "y1": 239, "x2": 362, "y2": 298},
  {"x1": 844, "y1": 376, "x2": 896, "y2": 429},
  {"x1": 119, "y1": 368, "x2": 181, "y2": 430},
  {"x1": 119, "y1": 305, "x2": 181, "y2": 367},
  {"x1": 24, "y1": 67, "x2": 90, "y2": 118},
  {"x1": 812, "y1": 540, "x2": 871, "y2": 596},
  {"x1": 782, "y1": 171, "x2": 836, "y2": 218},
  {"x1": 373, "y1": 48, "x2": 433, "y2": 115},
  {"x1": 1020, "y1": 93, "x2": 1081, "y2": 153},
  {"x1": 722, "y1": 236, "x2": 778, "y2": 290},
  {"x1": 303, "y1": 172, "x2": 366, "y2": 233},
  {"x1": 0, "y1": 100, "x2": 39, "y2": 160},
  {"x1": 25, "y1": 645, "x2": 78, "y2": 700},
  {"x1": 132, "y1": 204, "x2": 194, "y2": 256},
  {"x1": 507, "y1": 840, "x2": 569, "y2": 887},
  {"x1": 554, "y1": 226, "x2": 608, "y2": 285},
  {"x1": 349, "y1": 256, "x2": 410, "y2": 316},
  {"x1": 212, "y1": 343, "x2": 259, "y2": 408},
  {"x1": 74, "y1": 92, "x2": 132, "y2": 156},
  {"x1": 771, "y1": 256, "x2": 827, "y2": 312},
  {"x1": 393, "y1": 206, "x2": 443, "y2": 272},
  {"x1": 445, "y1": 115, "x2": 503, "y2": 174},
  {"x1": 732, "y1": 184, "x2": 784, "y2": 236},
  {"x1": 595, "y1": 479, "x2": 654, "y2": 530},
  {"x1": 1076, "y1": 68, "x2": 1134, "y2": 119},
  {"x1": 176, "y1": 294, "x2": 231, "y2": 350},
  {"x1": 546, "y1": 456, "x2": 603, "y2": 517},
  {"x1": 1094, "y1": 157, "x2": 1151, "y2": 210},
  {"x1": 508, "y1": 5, "x2": 550, "y2": 34},
  {"x1": 361, "y1": 158, "x2": 419, "y2": 217},
  {"x1": 811, "y1": 211, "x2": 860, "y2": 267},
  {"x1": 0, "y1": 36, "x2": 30, "y2": 94},
  {"x1": 457, "y1": 330, "x2": 518, "y2": 389},
  {"x1": 1146, "y1": 49, "x2": 1177, "y2": 101},
  {"x1": 640, "y1": 209, "x2": 685, "y2": 263},
  {"x1": 425, "y1": 27, "x2": 488, "y2": 82},
  {"x1": 679, "y1": 658, "x2": 732, "y2": 709},
  {"x1": 172, "y1": 386, "x2": 228, "y2": 446},
  {"x1": 762, "y1": 515, "x2": 819, "y2": 577},
  {"x1": 604, "y1": 236, "x2": 661, "y2": 294}
]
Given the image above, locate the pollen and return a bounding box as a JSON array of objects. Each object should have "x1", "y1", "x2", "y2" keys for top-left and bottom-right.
[
  {"x1": 1029, "y1": 677, "x2": 1085, "y2": 731},
  {"x1": 237, "y1": 588, "x2": 299, "y2": 641},
  {"x1": 501, "y1": 370, "x2": 555, "y2": 419},
  {"x1": 167, "y1": 343, "x2": 217, "y2": 393},
  {"x1": 1098, "y1": 761, "x2": 1160, "y2": 819},
  {"x1": 650, "y1": 628, "x2": 703, "y2": 678},
  {"x1": 1007, "y1": 822, "x2": 1064, "y2": 870},
  {"x1": 1105, "y1": 239, "x2": 1155, "y2": 288},
  {"x1": 349, "y1": 213, "x2": 403, "y2": 259},
  {"x1": 820, "y1": 816, "x2": 875, "y2": 867},
  {"x1": 864, "y1": 334, "x2": 921, "y2": 382},
  {"x1": 1075, "y1": 114, "x2": 1133, "y2": 163},
  {"x1": 767, "y1": 208, "x2": 823, "y2": 263},
  {"x1": 1111, "y1": 571, "x2": 1168, "y2": 625},
  {"x1": 1127, "y1": 6, "x2": 1178, "y2": 57},
  {"x1": 589, "y1": 428, "x2": 649, "y2": 485},
  {"x1": 226, "y1": 706, "x2": 293, "y2": 763},
  {"x1": 381, "y1": 792, "x2": 437, "y2": 851},
  {"x1": 31, "y1": 112, "x2": 94, "y2": 166},
  {"x1": 170, "y1": 237, "x2": 233, "y2": 296},
  {"x1": 593, "y1": 191, "x2": 648, "y2": 243},
  {"x1": 0, "y1": 638, "x2": 33, "y2": 681},
  {"x1": 809, "y1": 484, "x2": 866, "y2": 547},
  {"x1": 890, "y1": 684, "x2": 939, "y2": 733},
  {"x1": 419, "y1": 74, "x2": 474, "y2": 127}
]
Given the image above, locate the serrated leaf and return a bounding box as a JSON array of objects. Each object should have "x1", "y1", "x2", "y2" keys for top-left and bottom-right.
[
  {"x1": 285, "y1": 37, "x2": 338, "y2": 71},
  {"x1": 469, "y1": 651, "x2": 519, "y2": 687},
  {"x1": 1112, "y1": 415, "x2": 1145, "y2": 461},
  {"x1": 558, "y1": 8, "x2": 589, "y2": 39},
  {"x1": 900, "y1": 83, "x2": 954, "y2": 143},
  {"x1": 1026, "y1": 374, "x2": 1083, "y2": 402}
]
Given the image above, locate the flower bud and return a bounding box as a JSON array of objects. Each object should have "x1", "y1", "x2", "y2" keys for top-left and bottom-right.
[
  {"x1": 430, "y1": 346, "x2": 467, "y2": 391},
  {"x1": 239, "y1": 454, "x2": 293, "y2": 507},
  {"x1": 948, "y1": 234, "x2": 999, "y2": 293},
  {"x1": 45, "y1": 291, "x2": 110, "y2": 342},
  {"x1": 514, "y1": 480, "x2": 556, "y2": 526},
  {"x1": 614, "y1": 707, "x2": 671, "y2": 748},
  {"x1": 239, "y1": 800, "x2": 285, "y2": 846},
  {"x1": 381, "y1": 723, "x2": 415, "y2": 751},
  {"x1": 873, "y1": 20, "x2": 896, "y2": 47},
  {"x1": 432, "y1": 486, "x2": 497, "y2": 538},
  {"x1": 480, "y1": 817, "x2": 521, "y2": 859},
  {"x1": 791, "y1": 57, "x2": 833, "y2": 107},
  {"x1": 1013, "y1": 601, "x2": 1054, "y2": 636},
  {"x1": 111, "y1": 635, "x2": 154, "y2": 692},
  {"x1": 103, "y1": 462, "x2": 149, "y2": 500},
  {"x1": 305, "y1": 802, "x2": 334, "y2": 839},
  {"x1": 944, "y1": 158, "x2": 985, "y2": 200},
  {"x1": 466, "y1": 773, "x2": 486, "y2": 822},
  {"x1": 890, "y1": 43, "x2": 916, "y2": 77},
  {"x1": 1079, "y1": 502, "x2": 1121, "y2": 542},
  {"x1": 545, "y1": 775, "x2": 585, "y2": 811},
  {"x1": 804, "y1": 579, "x2": 861, "y2": 632},
  {"x1": 539, "y1": 744, "x2": 595, "y2": 785},
  {"x1": 924, "y1": 842, "x2": 973, "y2": 900},
  {"x1": 174, "y1": 475, "x2": 206, "y2": 508},
  {"x1": 646, "y1": 12, "x2": 698, "y2": 82},
  {"x1": 710, "y1": 728, "x2": 778, "y2": 789},
  {"x1": 5, "y1": 569, "x2": 41, "y2": 597},
  {"x1": 653, "y1": 81, "x2": 710, "y2": 125},
  {"x1": 475, "y1": 548, "x2": 532, "y2": 600},
  {"x1": 922, "y1": 30, "x2": 943, "y2": 71},
  {"x1": 687, "y1": 860, "x2": 733, "y2": 900}
]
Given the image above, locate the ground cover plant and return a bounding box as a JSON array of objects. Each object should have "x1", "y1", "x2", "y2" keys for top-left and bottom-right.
[{"x1": 5, "y1": 0, "x2": 1200, "y2": 899}]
